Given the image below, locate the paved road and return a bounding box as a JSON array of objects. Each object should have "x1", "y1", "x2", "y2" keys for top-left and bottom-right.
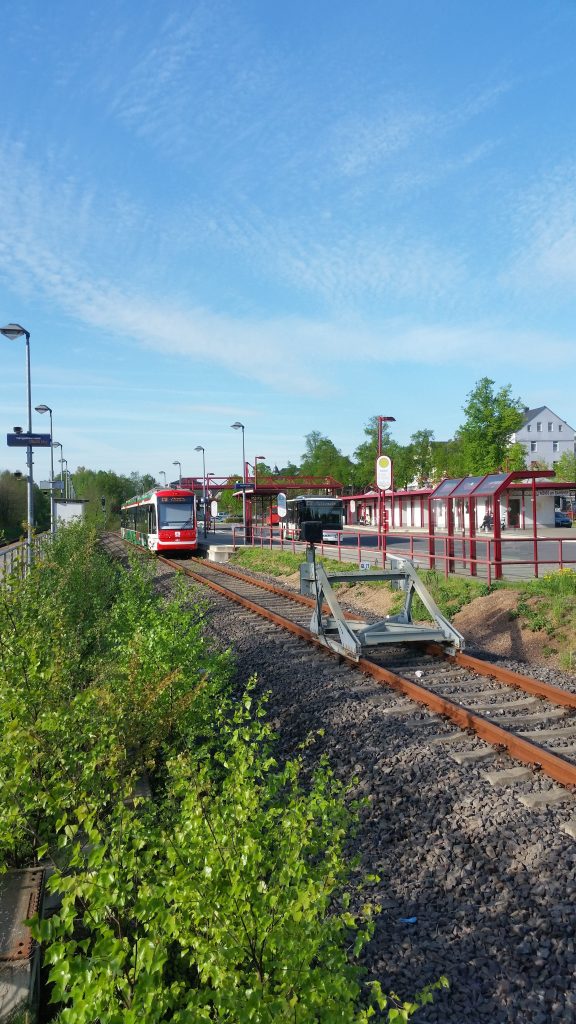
[{"x1": 211, "y1": 524, "x2": 576, "y2": 580}]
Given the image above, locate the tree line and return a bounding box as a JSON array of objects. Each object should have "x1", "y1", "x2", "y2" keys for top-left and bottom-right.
[
  {"x1": 265, "y1": 377, "x2": 575, "y2": 491},
  {"x1": 2, "y1": 378, "x2": 575, "y2": 539}
]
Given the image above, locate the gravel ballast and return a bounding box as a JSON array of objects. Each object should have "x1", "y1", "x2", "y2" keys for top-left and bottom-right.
[{"x1": 154, "y1": 559, "x2": 576, "y2": 1024}]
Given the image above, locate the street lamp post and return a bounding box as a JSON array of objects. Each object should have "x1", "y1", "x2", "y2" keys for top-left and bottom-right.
[
  {"x1": 52, "y1": 441, "x2": 63, "y2": 523},
  {"x1": 159, "y1": 470, "x2": 167, "y2": 487},
  {"x1": 1, "y1": 323, "x2": 33, "y2": 564},
  {"x1": 231, "y1": 422, "x2": 246, "y2": 544},
  {"x1": 254, "y1": 456, "x2": 266, "y2": 490},
  {"x1": 52, "y1": 442, "x2": 64, "y2": 493},
  {"x1": 194, "y1": 446, "x2": 207, "y2": 538},
  {"x1": 35, "y1": 404, "x2": 55, "y2": 535},
  {"x1": 62, "y1": 459, "x2": 68, "y2": 500},
  {"x1": 173, "y1": 460, "x2": 182, "y2": 486}
]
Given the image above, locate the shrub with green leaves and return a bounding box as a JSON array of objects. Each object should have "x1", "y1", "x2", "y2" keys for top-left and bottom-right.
[
  {"x1": 512, "y1": 568, "x2": 576, "y2": 637},
  {"x1": 35, "y1": 687, "x2": 447, "y2": 1022},
  {"x1": 0, "y1": 523, "x2": 446, "y2": 1020},
  {"x1": 0, "y1": 523, "x2": 231, "y2": 866}
]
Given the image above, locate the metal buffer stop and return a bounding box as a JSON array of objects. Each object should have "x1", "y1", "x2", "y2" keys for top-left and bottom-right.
[{"x1": 299, "y1": 522, "x2": 464, "y2": 661}]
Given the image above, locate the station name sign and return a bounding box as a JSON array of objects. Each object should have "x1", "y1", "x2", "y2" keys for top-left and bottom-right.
[{"x1": 7, "y1": 432, "x2": 52, "y2": 447}]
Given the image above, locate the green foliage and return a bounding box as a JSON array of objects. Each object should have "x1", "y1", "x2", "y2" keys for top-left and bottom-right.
[
  {"x1": 506, "y1": 441, "x2": 527, "y2": 471},
  {"x1": 71, "y1": 467, "x2": 157, "y2": 525},
  {"x1": 36, "y1": 690, "x2": 389, "y2": 1021},
  {"x1": 389, "y1": 569, "x2": 493, "y2": 622},
  {"x1": 231, "y1": 551, "x2": 493, "y2": 623},
  {"x1": 300, "y1": 431, "x2": 356, "y2": 487},
  {"x1": 353, "y1": 418, "x2": 395, "y2": 491},
  {"x1": 231, "y1": 548, "x2": 350, "y2": 577},
  {"x1": 513, "y1": 569, "x2": 576, "y2": 637},
  {"x1": 553, "y1": 451, "x2": 576, "y2": 482},
  {"x1": 456, "y1": 378, "x2": 525, "y2": 475},
  {"x1": 0, "y1": 471, "x2": 50, "y2": 541},
  {"x1": 0, "y1": 524, "x2": 445, "y2": 1020},
  {"x1": 408, "y1": 430, "x2": 435, "y2": 487},
  {"x1": 0, "y1": 522, "x2": 231, "y2": 867}
]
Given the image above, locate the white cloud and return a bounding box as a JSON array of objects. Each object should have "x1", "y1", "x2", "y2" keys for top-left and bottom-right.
[{"x1": 503, "y1": 164, "x2": 576, "y2": 290}]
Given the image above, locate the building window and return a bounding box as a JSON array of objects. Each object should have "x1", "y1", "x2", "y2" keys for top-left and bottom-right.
[
  {"x1": 548, "y1": 422, "x2": 553, "y2": 431},
  {"x1": 526, "y1": 424, "x2": 531, "y2": 432},
  {"x1": 530, "y1": 441, "x2": 537, "y2": 453},
  {"x1": 559, "y1": 423, "x2": 563, "y2": 432},
  {"x1": 553, "y1": 441, "x2": 559, "y2": 452},
  {"x1": 536, "y1": 422, "x2": 542, "y2": 432}
]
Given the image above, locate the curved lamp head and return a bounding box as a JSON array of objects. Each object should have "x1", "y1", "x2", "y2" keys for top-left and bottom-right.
[
  {"x1": 230, "y1": 421, "x2": 244, "y2": 431},
  {"x1": 194, "y1": 445, "x2": 204, "y2": 453},
  {"x1": 35, "y1": 404, "x2": 52, "y2": 415},
  {"x1": 0, "y1": 323, "x2": 30, "y2": 341}
]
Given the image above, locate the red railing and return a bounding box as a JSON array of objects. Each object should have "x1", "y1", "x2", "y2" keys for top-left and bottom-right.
[{"x1": 245, "y1": 526, "x2": 576, "y2": 582}]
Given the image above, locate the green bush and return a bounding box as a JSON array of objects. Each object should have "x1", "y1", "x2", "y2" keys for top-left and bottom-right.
[
  {"x1": 0, "y1": 524, "x2": 446, "y2": 1020},
  {"x1": 514, "y1": 569, "x2": 576, "y2": 635}
]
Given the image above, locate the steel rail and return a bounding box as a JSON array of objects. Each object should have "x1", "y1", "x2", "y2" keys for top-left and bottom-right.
[
  {"x1": 160, "y1": 553, "x2": 576, "y2": 787},
  {"x1": 190, "y1": 559, "x2": 576, "y2": 706},
  {"x1": 428, "y1": 644, "x2": 576, "y2": 708}
]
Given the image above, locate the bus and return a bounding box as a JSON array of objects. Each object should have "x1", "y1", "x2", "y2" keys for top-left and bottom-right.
[
  {"x1": 281, "y1": 495, "x2": 344, "y2": 543},
  {"x1": 120, "y1": 488, "x2": 198, "y2": 554}
]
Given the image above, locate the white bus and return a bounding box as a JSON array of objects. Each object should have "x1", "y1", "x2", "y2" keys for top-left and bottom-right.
[{"x1": 282, "y1": 495, "x2": 344, "y2": 543}]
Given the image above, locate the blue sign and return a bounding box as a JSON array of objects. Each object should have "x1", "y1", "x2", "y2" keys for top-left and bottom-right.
[{"x1": 7, "y1": 432, "x2": 52, "y2": 447}]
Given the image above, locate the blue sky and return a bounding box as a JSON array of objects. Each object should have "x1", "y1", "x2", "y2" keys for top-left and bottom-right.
[{"x1": 1, "y1": 0, "x2": 576, "y2": 484}]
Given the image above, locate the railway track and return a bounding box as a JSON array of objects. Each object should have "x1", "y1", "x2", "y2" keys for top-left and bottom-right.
[
  {"x1": 155, "y1": 551, "x2": 576, "y2": 797},
  {"x1": 106, "y1": 536, "x2": 576, "y2": 1020}
]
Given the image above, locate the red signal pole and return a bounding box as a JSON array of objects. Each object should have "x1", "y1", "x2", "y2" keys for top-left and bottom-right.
[{"x1": 377, "y1": 416, "x2": 396, "y2": 550}]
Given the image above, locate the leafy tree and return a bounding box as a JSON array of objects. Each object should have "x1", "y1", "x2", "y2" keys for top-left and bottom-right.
[
  {"x1": 456, "y1": 378, "x2": 525, "y2": 475},
  {"x1": 386, "y1": 440, "x2": 416, "y2": 490},
  {"x1": 300, "y1": 431, "x2": 354, "y2": 487},
  {"x1": 553, "y1": 451, "x2": 576, "y2": 481},
  {"x1": 71, "y1": 468, "x2": 157, "y2": 523},
  {"x1": 275, "y1": 461, "x2": 300, "y2": 476},
  {"x1": 409, "y1": 429, "x2": 435, "y2": 486},
  {"x1": 0, "y1": 471, "x2": 26, "y2": 540},
  {"x1": 0, "y1": 471, "x2": 50, "y2": 540},
  {"x1": 129, "y1": 471, "x2": 157, "y2": 493},
  {"x1": 506, "y1": 442, "x2": 527, "y2": 471},
  {"x1": 429, "y1": 440, "x2": 466, "y2": 481},
  {"x1": 353, "y1": 417, "x2": 395, "y2": 490}
]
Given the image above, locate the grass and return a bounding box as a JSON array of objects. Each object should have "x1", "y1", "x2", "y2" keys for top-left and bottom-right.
[
  {"x1": 230, "y1": 549, "x2": 495, "y2": 619},
  {"x1": 509, "y1": 569, "x2": 576, "y2": 668},
  {"x1": 230, "y1": 547, "x2": 353, "y2": 577},
  {"x1": 394, "y1": 569, "x2": 495, "y2": 622}
]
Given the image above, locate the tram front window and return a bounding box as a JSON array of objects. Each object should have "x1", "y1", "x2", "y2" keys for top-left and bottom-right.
[{"x1": 158, "y1": 499, "x2": 194, "y2": 529}]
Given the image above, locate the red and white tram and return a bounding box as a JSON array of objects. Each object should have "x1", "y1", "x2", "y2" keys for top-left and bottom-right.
[{"x1": 120, "y1": 488, "x2": 198, "y2": 553}]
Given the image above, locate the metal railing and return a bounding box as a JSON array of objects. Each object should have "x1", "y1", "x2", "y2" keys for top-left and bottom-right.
[
  {"x1": 246, "y1": 525, "x2": 576, "y2": 582},
  {"x1": 0, "y1": 533, "x2": 53, "y2": 583}
]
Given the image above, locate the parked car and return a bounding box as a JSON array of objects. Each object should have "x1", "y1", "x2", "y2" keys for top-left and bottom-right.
[{"x1": 554, "y1": 510, "x2": 572, "y2": 527}]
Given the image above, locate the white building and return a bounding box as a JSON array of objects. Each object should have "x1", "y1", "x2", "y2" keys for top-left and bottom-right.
[{"x1": 511, "y1": 406, "x2": 576, "y2": 470}]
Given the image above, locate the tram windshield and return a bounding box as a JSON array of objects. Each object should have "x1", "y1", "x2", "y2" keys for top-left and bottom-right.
[{"x1": 158, "y1": 497, "x2": 194, "y2": 529}]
